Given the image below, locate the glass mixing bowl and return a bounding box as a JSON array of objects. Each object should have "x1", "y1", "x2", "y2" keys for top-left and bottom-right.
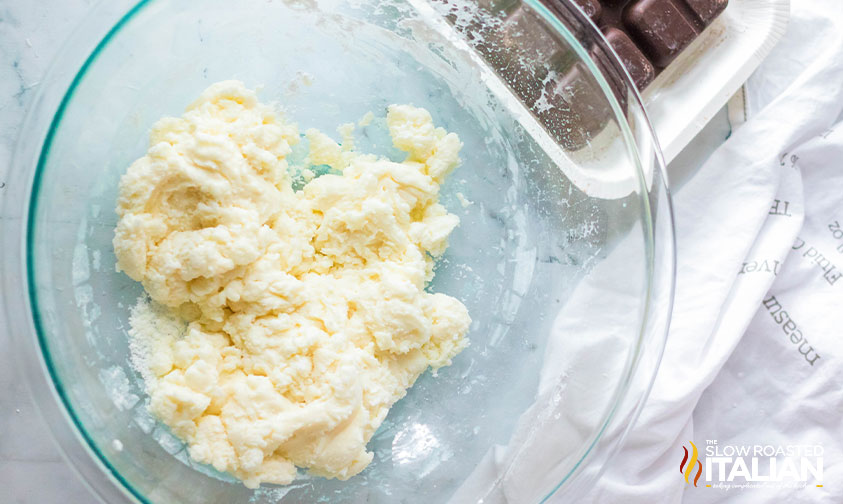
[{"x1": 1, "y1": 0, "x2": 675, "y2": 502}]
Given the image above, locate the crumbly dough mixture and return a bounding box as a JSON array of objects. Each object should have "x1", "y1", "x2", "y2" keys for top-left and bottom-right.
[{"x1": 114, "y1": 81, "x2": 470, "y2": 488}]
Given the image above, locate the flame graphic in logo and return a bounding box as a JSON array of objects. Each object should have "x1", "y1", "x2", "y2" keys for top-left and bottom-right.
[{"x1": 679, "y1": 441, "x2": 703, "y2": 487}]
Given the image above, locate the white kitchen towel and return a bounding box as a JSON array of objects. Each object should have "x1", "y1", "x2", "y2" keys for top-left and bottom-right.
[{"x1": 576, "y1": 0, "x2": 843, "y2": 502}]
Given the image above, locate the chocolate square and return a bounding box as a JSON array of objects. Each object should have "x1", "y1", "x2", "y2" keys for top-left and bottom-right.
[
  {"x1": 684, "y1": 0, "x2": 729, "y2": 25},
  {"x1": 623, "y1": 0, "x2": 700, "y2": 67},
  {"x1": 571, "y1": 0, "x2": 602, "y2": 22},
  {"x1": 602, "y1": 27, "x2": 655, "y2": 89}
]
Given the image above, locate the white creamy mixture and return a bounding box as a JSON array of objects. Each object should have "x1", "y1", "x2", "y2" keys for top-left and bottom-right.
[{"x1": 114, "y1": 81, "x2": 470, "y2": 488}]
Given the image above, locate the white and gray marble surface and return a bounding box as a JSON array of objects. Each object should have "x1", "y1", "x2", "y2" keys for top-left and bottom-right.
[
  {"x1": 1, "y1": 3, "x2": 101, "y2": 503},
  {"x1": 0, "y1": 0, "x2": 730, "y2": 502}
]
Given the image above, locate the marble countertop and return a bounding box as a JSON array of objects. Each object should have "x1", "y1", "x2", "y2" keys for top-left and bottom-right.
[
  {"x1": 0, "y1": 1, "x2": 731, "y2": 502},
  {"x1": 1, "y1": 3, "x2": 101, "y2": 503}
]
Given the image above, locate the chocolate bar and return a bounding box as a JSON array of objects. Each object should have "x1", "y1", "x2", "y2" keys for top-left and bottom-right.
[
  {"x1": 432, "y1": 0, "x2": 727, "y2": 152},
  {"x1": 569, "y1": 0, "x2": 728, "y2": 89},
  {"x1": 520, "y1": 0, "x2": 727, "y2": 150}
]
